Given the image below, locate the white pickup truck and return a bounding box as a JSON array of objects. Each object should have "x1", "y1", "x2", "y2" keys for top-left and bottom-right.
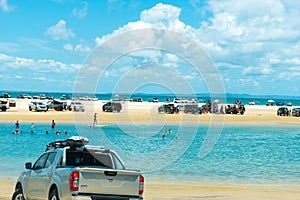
[{"x1": 12, "y1": 137, "x2": 144, "y2": 200}]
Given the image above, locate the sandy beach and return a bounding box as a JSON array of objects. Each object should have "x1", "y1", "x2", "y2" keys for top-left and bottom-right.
[
  {"x1": 0, "y1": 99, "x2": 300, "y2": 124},
  {"x1": 1, "y1": 99, "x2": 300, "y2": 199},
  {"x1": 1, "y1": 181, "x2": 300, "y2": 200}
]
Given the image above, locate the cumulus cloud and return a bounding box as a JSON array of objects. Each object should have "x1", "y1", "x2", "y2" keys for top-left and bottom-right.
[
  {"x1": 45, "y1": 20, "x2": 76, "y2": 40},
  {"x1": 92, "y1": 1, "x2": 300, "y2": 94},
  {"x1": 95, "y1": 3, "x2": 194, "y2": 45},
  {"x1": 0, "y1": 53, "x2": 80, "y2": 73},
  {"x1": 72, "y1": 2, "x2": 88, "y2": 19}
]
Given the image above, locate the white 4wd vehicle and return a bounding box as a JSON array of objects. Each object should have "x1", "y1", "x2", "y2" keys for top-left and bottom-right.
[
  {"x1": 12, "y1": 137, "x2": 144, "y2": 200},
  {"x1": 69, "y1": 101, "x2": 85, "y2": 112},
  {"x1": 29, "y1": 101, "x2": 48, "y2": 112}
]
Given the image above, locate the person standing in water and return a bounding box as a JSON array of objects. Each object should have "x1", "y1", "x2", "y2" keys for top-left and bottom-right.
[
  {"x1": 31, "y1": 122, "x2": 35, "y2": 134},
  {"x1": 93, "y1": 113, "x2": 98, "y2": 126},
  {"x1": 51, "y1": 120, "x2": 56, "y2": 129},
  {"x1": 14, "y1": 120, "x2": 20, "y2": 134}
]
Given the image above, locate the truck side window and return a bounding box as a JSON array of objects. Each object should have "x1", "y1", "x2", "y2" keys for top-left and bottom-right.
[
  {"x1": 44, "y1": 152, "x2": 57, "y2": 168},
  {"x1": 33, "y1": 153, "x2": 48, "y2": 170}
]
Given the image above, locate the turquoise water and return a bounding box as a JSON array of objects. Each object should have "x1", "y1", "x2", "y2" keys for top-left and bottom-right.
[{"x1": 0, "y1": 122, "x2": 300, "y2": 187}]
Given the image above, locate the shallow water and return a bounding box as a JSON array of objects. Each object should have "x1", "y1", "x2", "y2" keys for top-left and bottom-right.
[{"x1": 0, "y1": 122, "x2": 299, "y2": 187}]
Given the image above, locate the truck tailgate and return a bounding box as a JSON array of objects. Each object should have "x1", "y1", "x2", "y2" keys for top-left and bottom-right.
[{"x1": 78, "y1": 168, "x2": 141, "y2": 196}]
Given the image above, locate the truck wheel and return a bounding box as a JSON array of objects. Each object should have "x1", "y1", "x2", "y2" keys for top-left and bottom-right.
[
  {"x1": 12, "y1": 187, "x2": 24, "y2": 200},
  {"x1": 49, "y1": 188, "x2": 59, "y2": 200},
  {"x1": 1, "y1": 107, "x2": 6, "y2": 112}
]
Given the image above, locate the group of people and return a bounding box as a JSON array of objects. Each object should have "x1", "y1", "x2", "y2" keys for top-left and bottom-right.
[
  {"x1": 12, "y1": 119, "x2": 66, "y2": 135},
  {"x1": 12, "y1": 113, "x2": 100, "y2": 134}
]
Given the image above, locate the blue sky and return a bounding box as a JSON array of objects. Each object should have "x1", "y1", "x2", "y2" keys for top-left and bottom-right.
[{"x1": 0, "y1": 0, "x2": 300, "y2": 96}]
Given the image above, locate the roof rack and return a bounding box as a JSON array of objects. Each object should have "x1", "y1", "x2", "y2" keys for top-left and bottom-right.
[{"x1": 46, "y1": 136, "x2": 89, "y2": 151}]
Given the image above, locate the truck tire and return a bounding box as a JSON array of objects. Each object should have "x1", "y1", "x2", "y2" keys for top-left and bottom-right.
[
  {"x1": 1, "y1": 107, "x2": 6, "y2": 112},
  {"x1": 11, "y1": 187, "x2": 24, "y2": 200},
  {"x1": 49, "y1": 188, "x2": 59, "y2": 200}
]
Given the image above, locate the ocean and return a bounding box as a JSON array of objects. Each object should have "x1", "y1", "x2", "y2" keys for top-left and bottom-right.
[{"x1": 0, "y1": 122, "x2": 300, "y2": 187}]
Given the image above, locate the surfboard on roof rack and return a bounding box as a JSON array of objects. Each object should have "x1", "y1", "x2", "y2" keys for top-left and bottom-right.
[{"x1": 46, "y1": 136, "x2": 89, "y2": 151}]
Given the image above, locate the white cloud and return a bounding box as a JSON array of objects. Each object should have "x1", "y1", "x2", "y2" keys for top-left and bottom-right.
[
  {"x1": 91, "y1": 2, "x2": 300, "y2": 94},
  {"x1": 0, "y1": 53, "x2": 80, "y2": 73},
  {"x1": 34, "y1": 77, "x2": 46, "y2": 81},
  {"x1": 95, "y1": 3, "x2": 194, "y2": 46},
  {"x1": 63, "y1": 43, "x2": 73, "y2": 51},
  {"x1": 15, "y1": 75, "x2": 22, "y2": 79},
  {"x1": 45, "y1": 20, "x2": 76, "y2": 40},
  {"x1": 63, "y1": 43, "x2": 91, "y2": 53},
  {"x1": 72, "y1": 2, "x2": 88, "y2": 19},
  {"x1": 74, "y1": 44, "x2": 91, "y2": 53},
  {"x1": 0, "y1": 0, "x2": 13, "y2": 12}
]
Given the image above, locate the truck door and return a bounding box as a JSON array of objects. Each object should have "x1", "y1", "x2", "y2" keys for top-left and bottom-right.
[{"x1": 26, "y1": 152, "x2": 57, "y2": 199}]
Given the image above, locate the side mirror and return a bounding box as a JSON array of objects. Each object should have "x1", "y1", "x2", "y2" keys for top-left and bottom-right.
[{"x1": 25, "y1": 162, "x2": 32, "y2": 169}]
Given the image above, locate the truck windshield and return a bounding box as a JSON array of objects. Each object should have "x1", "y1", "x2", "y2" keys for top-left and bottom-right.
[{"x1": 66, "y1": 151, "x2": 113, "y2": 168}]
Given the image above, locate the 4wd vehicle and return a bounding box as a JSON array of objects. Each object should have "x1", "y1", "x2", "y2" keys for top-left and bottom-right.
[
  {"x1": 12, "y1": 136, "x2": 144, "y2": 200},
  {"x1": 29, "y1": 101, "x2": 47, "y2": 112},
  {"x1": 291, "y1": 107, "x2": 300, "y2": 117},
  {"x1": 183, "y1": 104, "x2": 200, "y2": 114},
  {"x1": 46, "y1": 100, "x2": 67, "y2": 111},
  {"x1": 102, "y1": 102, "x2": 122, "y2": 112},
  {"x1": 0, "y1": 99, "x2": 9, "y2": 111},
  {"x1": 158, "y1": 103, "x2": 179, "y2": 114},
  {"x1": 68, "y1": 101, "x2": 85, "y2": 112},
  {"x1": 17, "y1": 94, "x2": 32, "y2": 99},
  {"x1": 277, "y1": 107, "x2": 290, "y2": 116},
  {"x1": 0, "y1": 92, "x2": 10, "y2": 98}
]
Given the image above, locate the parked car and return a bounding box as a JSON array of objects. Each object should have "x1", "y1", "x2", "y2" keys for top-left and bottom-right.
[
  {"x1": 183, "y1": 104, "x2": 201, "y2": 114},
  {"x1": 39, "y1": 94, "x2": 47, "y2": 100},
  {"x1": 29, "y1": 101, "x2": 47, "y2": 112},
  {"x1": 291, "y1": 107, "x2": 300, "y2": 117},
  {"x1": 46, "y1": 100, "x2": 67, "y2": 111},
  {"x1": 158, "y1": 103, "x2": 179, "y2": 114},
  {"x1": 277, "y1": 107, "x2": 290, "y2": 116},
  {"x1": 0, "y1": 92, "x2": 11, "y2": 98},
  {"x1": 133, "y1": 97, "x2": 143, "y2": 102},
  {"x1": 11, "y1": 136, "x2": 144, "y2": 200},
  {"x1": 0, "y1": 99, "x2": 9, "y2": 111},
  {"x1": 68, "y1": 101, "x2": 85, "y2": 112},
  {"x1": 60, "y1": 94, "x2": 71, "y2": 100},
  {"x1": 149, "y1": 98, "x2": 159, "y2": 103},
  {"x1": 17, "y1": 94, "x2": 32, "y2": 99},
  {"x1": 276, "y1": 101, "x2": 285, "y2": 106},
  {"x1": 102, "y1": 102, "x2": 122, "y2": 112}
]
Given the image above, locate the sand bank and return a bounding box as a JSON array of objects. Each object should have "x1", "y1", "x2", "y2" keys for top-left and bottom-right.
[{"x1": 0, "y1": 99, "x2": 299, "y2": 124}]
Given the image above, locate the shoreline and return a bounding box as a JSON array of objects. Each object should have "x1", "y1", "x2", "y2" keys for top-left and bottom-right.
[{"x1": 1, "y1": 180, "x2": 300, "y2": 200}]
